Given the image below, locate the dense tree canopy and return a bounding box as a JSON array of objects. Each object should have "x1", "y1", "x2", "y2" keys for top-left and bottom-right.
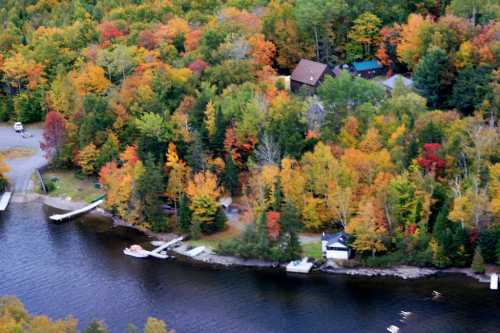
[{"x1": 0, "y1": 0, "x2": 498, "y2": 265}]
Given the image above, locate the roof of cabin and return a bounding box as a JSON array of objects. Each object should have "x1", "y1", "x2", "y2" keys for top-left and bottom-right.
[
  {"x1": 291, "y1": 59, "x2": 328, "y2": 86},
  {"x1": 352, "y1": 60, "x2": 383, "y2": 72},
  {"x1": 321, "y1": 232, "x2": 349, "y2": 245},
  {"x1": 382, "y1": 74, "x2": 413, "y2": 90}
]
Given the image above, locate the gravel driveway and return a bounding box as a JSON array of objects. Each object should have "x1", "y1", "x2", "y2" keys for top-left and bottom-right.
[{"x1": 0, "y1": 125, "x2": 47, "y2": 193}]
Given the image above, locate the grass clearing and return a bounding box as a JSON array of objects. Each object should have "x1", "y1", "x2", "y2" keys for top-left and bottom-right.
[
  {"x1": 187, "y1": 223, "x2": 241, "y2": 250},
  {"x1": 0, "y1": 147, "x2": 36, "y2": 160},
  {"x1": 303, "y1": 241, "x2": 322, "y2": 260},
  {"x1": 41, "y1": 170, "x2": 104, "y2": 203}
]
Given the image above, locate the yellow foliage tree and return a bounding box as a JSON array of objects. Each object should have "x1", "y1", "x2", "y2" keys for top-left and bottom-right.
[
  {"x1": 165, "y1": 143, "x2": 190, "y2": 203},
  {"x1": 0, "y1": 153, "x2": 10, "y2": 191},
  {"x1": 73, "y1": 63, "x2": 110, "y2": 95},
  {"x1": 455, "y1": 41, "x2": 475, "y2": 69},
  {"x1": 204, "y1": 100, "x2": 216, "y2": 137},
  {"x1": 397, "y1": 14, "x2": 432, "y2": 69},
  {"x1": 302, "y1": 194, "x2": 328, "y2": 230},
  {"x1": 186, "y1": 171, "x2": 221, "y2": 229},
  {"x1": 347, "y1": 200, "x2": 387, "y2": 257},
  {"x1": 301, "y1": 142, "x2": 334, "y2": 196},
  {"x1": 488, "y1": 163, "x2": 500, "y2": 218},
  {"x1": 280, "y1": 158, "x2": 306, "y2": 211},
  {"x1": 77, "y1": 143, "x2": 98, "y2": 175}
]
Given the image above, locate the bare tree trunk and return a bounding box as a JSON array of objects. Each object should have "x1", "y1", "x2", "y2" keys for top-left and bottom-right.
[
  {"x1": 314, "y1": 26, "x2": 320, "y2": 62},
  {"x1": 472, "y1": 4, "x2": 476, "y2": 27}
]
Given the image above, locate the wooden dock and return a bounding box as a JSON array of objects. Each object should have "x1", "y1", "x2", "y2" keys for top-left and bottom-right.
[
  {"x1": 49, "y1": 199, "x2": 104, "y2": 222},
  {"x1": 0, "y1": 192, "x2": 12, "y2": 211}
]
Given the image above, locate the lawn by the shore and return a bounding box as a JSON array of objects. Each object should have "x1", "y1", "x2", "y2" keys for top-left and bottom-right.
[{"x1": 36, "y1": 169, "x2": 104, "y2": 203}]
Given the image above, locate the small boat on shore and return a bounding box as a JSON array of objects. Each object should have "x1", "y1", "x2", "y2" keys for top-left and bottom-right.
[
  {"x1": 387, "y1": 325, "x2": 400, "y2": 333},
  {"x1": 124, "y1": 245, "x2": 150, "y2": 258},
  {"x1": 286, "y1": 257, "x2": 313, "y2": 274}
]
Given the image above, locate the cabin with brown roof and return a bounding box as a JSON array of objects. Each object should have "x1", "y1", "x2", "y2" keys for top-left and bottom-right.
[{"x1": 290, "y1": 59, "x2": 329, "y2": 94}]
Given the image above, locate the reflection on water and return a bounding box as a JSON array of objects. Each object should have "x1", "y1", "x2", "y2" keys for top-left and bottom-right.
[{"x1": 1, "y1": 202, "x2": 499, "y2": 333}]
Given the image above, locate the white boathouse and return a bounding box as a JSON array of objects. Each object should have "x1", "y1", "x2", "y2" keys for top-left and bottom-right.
[{"x1": 321, "y1": 232, "x2": 351, "y2": 260}]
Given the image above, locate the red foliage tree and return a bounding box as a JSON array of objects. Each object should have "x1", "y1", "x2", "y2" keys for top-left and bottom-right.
[
  {"x1": 417, "y1": 143, "x2": 445, "y2": 175},
  {"x1": 98, "y1": 21, "x2": 124, "y2": 45},
  {"x1": 138, "y1": 30, "x2": 157, "y2": 50},
  {"x1": 188, "y1": 59, "x2": 208, "y2": 75},
  {"x1": 266, "y1": 211, "x2": 281, "y2": 240},
  {"x1": 40, "y1": 111, "x2": 66, "y2": 160}
]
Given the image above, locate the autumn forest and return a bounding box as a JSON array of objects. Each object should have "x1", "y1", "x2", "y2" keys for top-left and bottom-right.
[{"x1": 0, "y1": 0, "x2": 499, "y2": 268}]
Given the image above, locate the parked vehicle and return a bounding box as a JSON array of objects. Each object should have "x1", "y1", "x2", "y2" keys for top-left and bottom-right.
[{"x1": 13, "y1": 122, "x2": 23, "y2": 132}]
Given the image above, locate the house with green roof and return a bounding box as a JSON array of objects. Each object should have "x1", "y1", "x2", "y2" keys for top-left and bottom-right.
[{"x1": 351, "y1": 60, "x2": 385, "y2": 79}]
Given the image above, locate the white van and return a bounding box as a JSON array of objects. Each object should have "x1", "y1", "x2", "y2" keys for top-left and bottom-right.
[{"x1": 13, "y1": 122, "x2": 23, "y2": 132}]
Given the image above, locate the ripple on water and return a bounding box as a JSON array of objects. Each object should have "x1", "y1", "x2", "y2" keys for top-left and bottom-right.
[{"x1": 1, "y1": 202, "x2": 499, "y2": 333}]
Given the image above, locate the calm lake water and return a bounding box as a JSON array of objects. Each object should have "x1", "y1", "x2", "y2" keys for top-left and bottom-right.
[{"x1": 1, "y1": 202, "x2": 499, "y2": 333}]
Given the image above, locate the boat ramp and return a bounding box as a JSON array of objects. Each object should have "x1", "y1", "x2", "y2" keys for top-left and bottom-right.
[{"x1": 0, "y1": 192, "x2": 12, "y2": 211}]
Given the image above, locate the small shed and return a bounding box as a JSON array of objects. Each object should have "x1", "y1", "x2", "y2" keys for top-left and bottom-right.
[
  {"x1": 321, "y1": 232, "x2": 351, "y2": 260},
  {"x1": 382, "y1": 74, "x2": 413, "y2": 93},
  {"x1": 351, "y1": 60, "x2": 385, "y2": 79},
  {"x1": 290, "y1": 59, "x2": 329, "y2": 94}
]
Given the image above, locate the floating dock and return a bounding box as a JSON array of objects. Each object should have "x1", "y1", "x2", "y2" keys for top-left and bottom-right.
[
  {"x1": 491, "y1": 273, "x2": 498, "y2": 290},
  {"x1": 186, "y1": 246, "x2": 207, "y2": 257},
  {"x1": 49, "y1": 199, "x2": 104, "y2": 222},
  {"x1": 0, "y1": 192, "x2": 12, "y2": 211},
  {"x1": 286, "y1": 257, "x2": 313, "y2": 274},
  {"x1": 124, "y1": 237, "x2": 184, "y2": 260}
]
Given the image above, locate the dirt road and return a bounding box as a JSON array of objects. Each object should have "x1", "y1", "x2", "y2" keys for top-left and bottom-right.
[{"x1": 0, "y1": 125, "x2": 47, "y2": 193}]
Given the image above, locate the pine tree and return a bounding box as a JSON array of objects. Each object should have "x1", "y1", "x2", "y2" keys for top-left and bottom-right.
[
  {"x1": 256, "y1": 212, "x2": 270, "y2": 255},
  {"x1": 278, "y1": 201, "x2": 302, "y2": 260},
  {"x1": 413, "y1": 47, "x2": 453, "y2": 108},
  {"x1": 190, "y1": 221, "x2": 202, "y2": 240},
  {"x1": 187, "y1": 131, "x2": 206, "y2": 172},
  {"x1": 177, "y1": 194, "x2": 191, "y2": 234},
  {"x1": 210, "y1": 108, "x2": 227, "y2": 156},
  {"x1": 222, "y1": 155, "x2": 239, "y2": 196},
  {"x1": 272, "y1": 177, "x2": 283, "y2": 211},
  {"x1": 214, "y1": 207, "x2": 227, "y2": 232},
  {"x1": 496, "y1": 239, "x2": 500, "y2": 266},
  {"x1": 471, "y1": 247, "x2": 485, "y2": 274},
  {"x1": 137, "y1": 157, "x2": 168, "y2": 232},
  {"x1": 284, "y1": 231, "x2": 302, "y2": 261}
]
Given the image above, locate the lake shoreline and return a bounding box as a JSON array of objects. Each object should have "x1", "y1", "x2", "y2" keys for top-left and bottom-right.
[{"x1": 39, "y1": 194, "x2": 492, "y2": 284}]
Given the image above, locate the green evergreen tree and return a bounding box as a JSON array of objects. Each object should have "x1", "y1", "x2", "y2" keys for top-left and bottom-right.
[
  {"x1": 177, "y1": 194, "x2": 191, "y2": 234},
  {"x1": 284, "y1": 231, "x2": 302, "y2": 261},
  {"x1": 256, "y1": 212, "x2": 270, "y2": 256},
  {"x1": 214, "y1": 207, "x2": 227, "y2": 232},
  {"x1": 413, "y1": 47, "x2": 453, "y2": 108},
  {"x1": 137, "y1": 157, "x2": 169, "y2": 232},
  {"x1": 272, "y1": 177, "x2": 283, "y2": 211},
  {"x1": 471, "y1": 247, "x2": 485, "y2": 274},
  {"x1": 186, "y1": 130, "x2": 205, "y2": 172},
  {"x1": 496, "y1": 239, "x2": 500, "y2": 266},
  {"x1": 95, "y1": 134, "x2": 120, "y2": 170},
  {"x1": 222, "y1": 155, "x2": 239, "y2": 196},
  {"x1": 278, "y1": 202, "x2": 302, "y2": 260},
  {"x1": 210, "y1": 108, "x2": 227, "y2": 156},
  {"x1": 190, "y1": 220, "x2": 202, "y2": 240},
  {"x1": 451, "y1": 65, "x2": 492, "y2": 115},
  {"x1": 0, "y1": 97, "x2": 11, "y2": 121}
]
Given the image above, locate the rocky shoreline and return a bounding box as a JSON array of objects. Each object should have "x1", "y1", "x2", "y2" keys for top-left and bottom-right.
[{"x1": 37, "y1": 194, "x2": 493, "y2": 283}]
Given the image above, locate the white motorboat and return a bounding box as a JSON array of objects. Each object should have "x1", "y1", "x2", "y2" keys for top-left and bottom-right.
[
  {"x1": 124, "y1": 244, "x2": 150, "y2": 258},
  {"x1": 387, "y1": 325, "x2": 400, "y2": 333}
]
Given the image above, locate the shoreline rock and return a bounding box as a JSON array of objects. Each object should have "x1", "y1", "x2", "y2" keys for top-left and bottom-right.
[{"x1": 36, "y1": 195, "x2": 494, "y2": 283}]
